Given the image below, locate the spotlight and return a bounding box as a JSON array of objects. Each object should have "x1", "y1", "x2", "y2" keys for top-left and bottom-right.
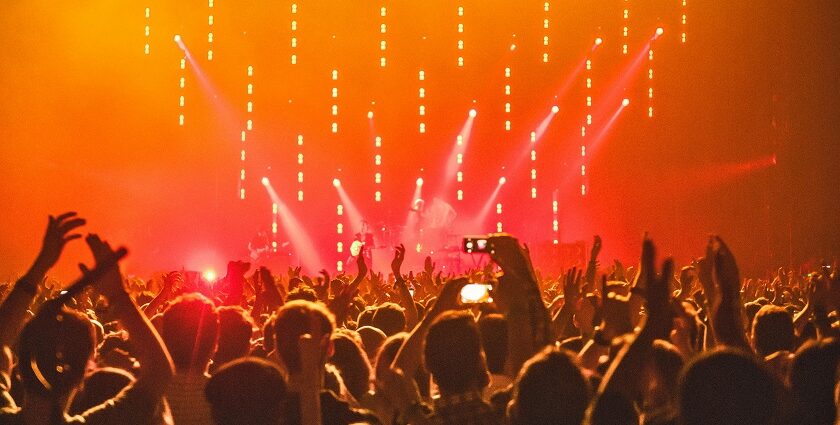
[
  {"x1": 416, "y1": 177, "x2": 424, "y2": 186},
  {"x1": 261, "y1": 177, "x2": 269, "y2": 186},
  {"x1": 367, "y1": 111, "x2": 374, "y2": 119},
  {"x1": 551, "y1": 105, "x2": 560, "y2": 114},
  {"x1": 469, "y1": 109, "x2": 477, "y2": 118},
  {"x1": 499, "y1": 176, "x2": 507, "y2": 185},
  {"x1": 655, "y1": 27, "x2": 664, "y2": 37},
  {"x1": 594, "y1": 37, "x2": 603, "y2": 46},
  {"x1": 174, "y1": 34, "x2": 182, "y2": 43},
  {"x1": 332, "y1": 178, "x2": 341, "y2": 188},
  {"x1": 203, "y1": 269, "x2": 217, "y2": 282},
  {"x1": 622, "y1": 98, "x2": 630, "y2": 107},
  {"x1": 510, "y1": 44, "x2": 517, "y2": 51}
]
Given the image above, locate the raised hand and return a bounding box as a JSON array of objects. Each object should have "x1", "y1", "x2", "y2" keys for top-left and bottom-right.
[
  {"x1": 328, "y1": 280, "x2": 359, "y2": 325},
  {"x1": 563, "y1": 267, "x2": 583, "y2": 302},
  {"x1": 591, "y1": 235, "x2": 602, "y2": 259},
  {"x1": 319, "y1": 269, "x2": 331, "y2": 288},
  {"x1": 33, "y1": 212, "x2": 86, "y2": 273},
  {"x1": 640, "y1": 238, "x2": 675, "y2": 340},
  {"x1": 710, "y1": 236, "x2": 740, "y2": 303},
  {"x1": 312, "y1": 275, "x2": 328, "y2": 301},
  {"x1": 80, "y1": 234, "x2": 127, "y2": 301},
  {"x1": 287, "y1": 266, "x2": 302, "y2": 280},
  {"x1": 613, "y1": 259, "x2": 627, "y2": 282},
  {"x1": 163, "y1": 271, "x2": 183, "y2": 294},
  {"x1": 428, "y1": 277, "x2": 469, "y2": 317},
  {"x1": 696, "y1": 253, "x2": 716, "y2": 303},
  {"x1": 424, "y1": 256, "x2": 435, "y2": 276},
  {"x1": 702, "y1": 235, "x2": 750, "y2": 349},
  {"x1": 354, "y1": 254, "x2": 368, "y2": 286}
]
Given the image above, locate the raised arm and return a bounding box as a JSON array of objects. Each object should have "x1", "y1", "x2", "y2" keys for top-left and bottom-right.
[
  {"x1": 591, "y1": 238, "x2": 674, "y2": 407},
  {"x1": 584, "y1": 235, "x2": 602, "y2": 288},
  {"x1": 706, "y1": 236, "x2": 751, "y2": 350},
  {"x1": 391, "y1": 245, "x2": 419, "y2": 329},
  {"x1": 551, "y1": 267, "x2": 582, "y2": 341},
  {"x1": 391, "y1": 278, "x2": 467, "y2": 379},
  {"x1": 83, "y1": 234, "x2": 174, "y2": 394},
  {"x1": 0, "y1": 212, "x2": 85, "y2": 348},
  {"x1": 489, "y1": 234, "x2": 552, "y2": 376}
]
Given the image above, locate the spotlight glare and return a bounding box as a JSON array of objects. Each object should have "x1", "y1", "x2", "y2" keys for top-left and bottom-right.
[
  {"x1": 367, "y1": 111, "x2": 374, "y2": 119},
  {"x1": 656, "y1": 27, "x2": 664, "y2": 36},
  {"x1": 469, "y1": 109, "x2": 477, "y2": 118},
  {"x1": 332, "y1": 178, "x2": 341, "y2": 188},
  {"x1": 174, "y1": 34, "x2": 181, "y2": 43},
  {"x1": 594, "y1": 37, "x2": 603, "y2": 46},
  {"x1": 551, "y1": 105, "x2": 560, "y2": 114},
  {"x1": 510, "y1": 44, "x2": 517, "y2": 51},
  {"x1": 499, "y1": 176, "x2": 507, "y2": 185},
  {"x1": 261, "y1": 177, "x2": 269, "y2": 186},
  {"x1": 203, "y1": 269, "x2": 217, "y2": 282},
  {"x1": 416, "y1": 177, "x2": 424, "y2": 186},
  {"x1": 622, "y1": 98, "x2": 630, "y2": 107}
]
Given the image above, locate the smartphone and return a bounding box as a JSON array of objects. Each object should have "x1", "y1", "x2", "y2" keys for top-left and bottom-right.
[
  {"x1": 463, "y1": 236, "x2": 491, "y2": 254},
  {"x1": 460, "y1": 283, "x2": 493, "y2": 304}
]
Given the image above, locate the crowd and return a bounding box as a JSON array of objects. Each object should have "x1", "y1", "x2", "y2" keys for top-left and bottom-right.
[{"x1": 0, "y1": 211, "x2": 838, "y2": 424}]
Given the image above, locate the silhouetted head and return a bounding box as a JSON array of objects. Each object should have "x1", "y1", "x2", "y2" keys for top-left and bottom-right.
[
  {"x1": 373, "y1": 332, "x2": 408, "y2": 382},
  {"x1": 273, "y1": 300, "x2": 335, "y2": 374},
  {"x1": 286, "y1": 286, "x2": 318, "y2": 303},
  {"x1": 214, "y1": 305, "x2": 254, "y2": 367},
  {"x1": 205, "y1": 357, "x2": 286, "y2": 425},
  {"x1": 18, "y1": 306, "x2": 95, "y2": 398},
  {"x1": 423, "y1": 311, "x2": 489, "y2": 395},
  {"x1": 509, "y1": 346, "x2": 590, "y2": 425},
  {"x1": 161, "y1": 293, "x2": 219, "y2": 373},
  {"x1": 329, "y1": 333, "x2": 372, "y2": 401},
  {"x1": 372, "y1": 302, "x2": 406, "y2": 336},
  {"x1": 356, "y1": 325, "x2": 387, "y2": 360},
  {"x1": 790, "y1": 337, "x2": 840, "y2": 425},
  {"x1": 751, "y1": 305, "x2": 794, "y2": 357},
  {"x1": 679, "y1": 348, "x2": 787, "y2": 425}
]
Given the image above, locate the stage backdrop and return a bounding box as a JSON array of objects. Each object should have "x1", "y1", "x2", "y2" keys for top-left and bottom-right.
[{"x1": 1, "y1": 0, "x2": 838, "y2": 279}]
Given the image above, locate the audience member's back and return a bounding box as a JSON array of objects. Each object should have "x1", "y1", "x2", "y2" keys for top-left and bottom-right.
[
  {"x1": 508, "y1": 346, "x2": 590, "y2": 425},
  {"x1": 679, "y1": 348, "x2": 788, "y2": 425},
  {"x1": 751, "y1": 305, "x2": 795, "y2": 357},
  {"x1": 212, "y1": 305, "x2": 254, "y2": 372},
  {"x1": 205, "y1": 357, "x2": 286, "y2": 425},
  {"x1": 160, "y1": 293, "x2": 219, "y2": 425},
  {"x1": 371, "y1": 303, "x2": 406, "y2": 336},
  {"x1": 789, "y1": 338, "x2": 840, "y2": 425}
]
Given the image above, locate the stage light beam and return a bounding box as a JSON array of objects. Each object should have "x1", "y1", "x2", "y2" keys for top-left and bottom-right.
[
  {"x1": 416, "y1": 177, "x2": 424, "y2": 186},
  {"x1": 469, "y1": 109, "x2": 477, "y2": 118},
  {"x1": 594, "y1": 37, "x2": 603, "y2": 46},
  {"x1": 472, "y1": 177, "x2": 507, "y2": 231},
  {"x1": 261, "y1": 177, "x2": 269, "y2": 186},
  {"x1": 622, "y1": 98, "x2": 630, "y2": 107},
  {"x1": 551, "y1": 105, "x2": 560, "y2": 114},
  {"x1": 262, "y1": 179, "x2": 324, "y2": 273},
  {"x1": 333, "y1": 178, "x2": 341, "y2": 188}
]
